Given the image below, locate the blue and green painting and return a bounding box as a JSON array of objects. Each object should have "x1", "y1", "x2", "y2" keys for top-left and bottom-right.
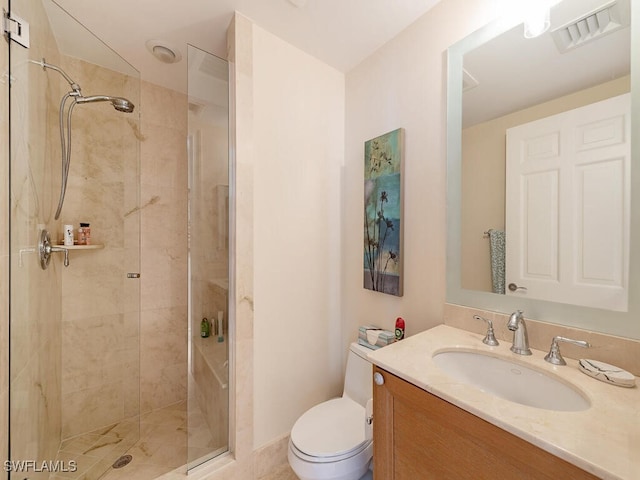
[{"x1": 364, "y1": 128, "x2": 403, "y2": 296}]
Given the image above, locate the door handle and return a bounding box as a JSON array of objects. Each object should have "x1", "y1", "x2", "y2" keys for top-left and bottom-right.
[{"x1": 508, "y1": 283, "x2": 527, "y2": 292}]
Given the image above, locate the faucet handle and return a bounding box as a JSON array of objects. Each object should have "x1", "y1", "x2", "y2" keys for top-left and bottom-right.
[
  {"x1": 544, "y1": 336, "x2": 590, "y2": 365},
  {"x1": 473, "y1": 315, "x2": 499, "y2": 346}
]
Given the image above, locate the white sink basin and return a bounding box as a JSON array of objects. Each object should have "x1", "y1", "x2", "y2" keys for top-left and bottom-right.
[{"x1": 432, "y1": 350, "x2": 590, "y2": 412}]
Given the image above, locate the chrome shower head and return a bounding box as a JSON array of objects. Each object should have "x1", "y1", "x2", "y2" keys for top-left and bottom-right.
[
  {"x1": 75, "y1": 95, "x2": 135, "y2": 113},
  {"x1": 110, "y1": 97, "x2": 135, "y2": 113}
]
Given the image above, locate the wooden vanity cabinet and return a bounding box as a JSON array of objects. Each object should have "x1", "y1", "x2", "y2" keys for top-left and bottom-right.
[{"x1": 372, "y1": 366, "x2": 598, "y2": 480}]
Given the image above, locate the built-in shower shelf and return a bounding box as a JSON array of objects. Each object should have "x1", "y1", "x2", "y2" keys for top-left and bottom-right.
[{"x1": 57, "y1": 244, "x2": 104, "y2": 250}]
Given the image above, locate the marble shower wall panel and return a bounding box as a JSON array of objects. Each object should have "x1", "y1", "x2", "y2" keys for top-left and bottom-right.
[
  {"x1": 0, "y1": 0, "x2": 7, "y2": 466},
  {"x1": 58, "y1": 57, "x2": 140, "y2": 439},
  {"x1": 8, "y1": 0, "x2": 65, "y2": 470},
  {"x1": 139, "y1": 81, "x2": 188, "y2": 414}
]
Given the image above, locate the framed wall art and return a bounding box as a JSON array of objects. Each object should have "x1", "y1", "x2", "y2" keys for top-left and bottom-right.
[{"x1": 363, "y1": 128, "x2": 404, "y2": 296}]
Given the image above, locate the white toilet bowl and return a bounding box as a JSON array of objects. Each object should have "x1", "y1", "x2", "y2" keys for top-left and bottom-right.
[{"x1": 288, "y1": 343, "x2": 373, "y2": 480}]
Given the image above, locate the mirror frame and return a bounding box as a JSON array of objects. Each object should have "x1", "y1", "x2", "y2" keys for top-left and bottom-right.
[{"x1": 446, "y1": 2, "x2": 640, "y2": 340}]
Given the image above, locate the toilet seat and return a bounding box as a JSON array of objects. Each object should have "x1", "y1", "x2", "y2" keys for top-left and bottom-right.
[
  {"x1": 290, "y1": 439, "x2": 370, "y2": 464},
  {"x1": 290, "y1": 397, "x2": 370, "y2": 462}
]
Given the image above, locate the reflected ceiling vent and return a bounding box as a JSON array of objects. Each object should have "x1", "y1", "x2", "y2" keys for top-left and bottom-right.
[
  {"x1": 462, "y1": 68, "x2": 479, "y2": 92},
  {"x1": 551, "y1": 0, "x2": 630, "y2": 53}
]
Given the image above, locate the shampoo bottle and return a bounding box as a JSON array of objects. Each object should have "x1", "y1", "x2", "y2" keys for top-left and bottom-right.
[{"x1": 200, "y1": 318, "x2": 210, "y2": 338}]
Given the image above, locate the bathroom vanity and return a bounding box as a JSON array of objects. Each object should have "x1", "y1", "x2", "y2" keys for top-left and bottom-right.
[
  {"x1": 372, "y1": 367, "x2": 597, "y2": 479},
  {"x1": 368, "y1": 326, "x2": 639, "y2": 479}
]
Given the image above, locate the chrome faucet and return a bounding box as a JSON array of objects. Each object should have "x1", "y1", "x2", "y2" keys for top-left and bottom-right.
[
  {"x1": 507, "y1": 310, "x2": 531, "y2": 355},
  {"x1": 544, "y1": 336, "x2": 590, "y2": 365}
]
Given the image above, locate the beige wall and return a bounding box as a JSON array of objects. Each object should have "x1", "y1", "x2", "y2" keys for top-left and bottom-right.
[
  {"x1": 341, "y1": 0, "x2": 504, "y2": 345},
  {"x1": 461, "y1": 75, "x2": 631, "y2": 292},
  {"x1": 251, "y1": 24, "x2": 345, "y2": 449}
]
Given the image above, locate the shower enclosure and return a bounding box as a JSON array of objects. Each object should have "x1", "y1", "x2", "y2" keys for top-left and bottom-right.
[
  {"x1": 8, "y1": 0, "x2": 141, "y2": 478},
  {"x1": 7, "y1": 1, "x2": 231, "y2": 479}
]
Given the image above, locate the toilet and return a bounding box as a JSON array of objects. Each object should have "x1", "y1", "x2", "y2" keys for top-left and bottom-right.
[{"x1": 288, "y1": 342, "x2": 373, "y2": 480}]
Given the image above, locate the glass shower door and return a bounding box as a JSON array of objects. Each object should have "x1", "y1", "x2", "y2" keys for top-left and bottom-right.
[
  {"x1": 187, "y1": 44, "x2": 230, "y2": 469},
  {"x1": 8, "y1": 1, "x2": 141, "y2": 479}
]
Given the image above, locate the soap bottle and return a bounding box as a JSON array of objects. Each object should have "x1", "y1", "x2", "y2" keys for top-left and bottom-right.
[
  {"x1": 63, "y1": 224, "x2": 74, "y2": 246},
  {"x1": 79, "y1": 222, "x2": 91, "y2": 245},
  {"x1": 200, "y1": 318, "x2": 210, "y2": 338}
]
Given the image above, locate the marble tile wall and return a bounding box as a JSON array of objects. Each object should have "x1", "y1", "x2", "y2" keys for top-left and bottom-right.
[
  {"x1": 139, "y1": 81, "x2": 188, "y2": 414},
  {"x1": 59, "y1": 56, "x2": 140, "y2": 438},
  {"x1": 7, "y1": 0, "x2": 65, "y2": 473},
  {"x1": 0, "y1": 0, "x2": 9, "y2": 466}
]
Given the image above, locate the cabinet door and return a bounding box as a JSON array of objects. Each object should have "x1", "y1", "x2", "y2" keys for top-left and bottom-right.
[{"x1": 372, "y1": 367, "x2": 598, "y2": 479}]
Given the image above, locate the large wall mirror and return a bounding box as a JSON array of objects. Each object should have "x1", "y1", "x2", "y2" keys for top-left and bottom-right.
[{"x1": 446, "y1": 0, "x2": 640, "y2": 339}]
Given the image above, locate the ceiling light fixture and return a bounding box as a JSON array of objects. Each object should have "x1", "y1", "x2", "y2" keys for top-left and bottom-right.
[
  {"x1": 523, "y1": 4, "x2": 551, "y2": 38},
  {"x1": 145, "y1": 39, "x2": 182, "y2": 64},
  {"x1": 521, "y1": 0, "x2": 562, "y2": 39}
]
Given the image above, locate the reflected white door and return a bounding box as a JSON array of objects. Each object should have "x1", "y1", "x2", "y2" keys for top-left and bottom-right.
[{"x1": 505, "y1": 93, "x2": 630, "y2": 311}]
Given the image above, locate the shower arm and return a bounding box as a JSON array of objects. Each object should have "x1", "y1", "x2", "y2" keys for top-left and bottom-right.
[{"x1": 36, "y1": 58, "x2": 82, "y2": 94}]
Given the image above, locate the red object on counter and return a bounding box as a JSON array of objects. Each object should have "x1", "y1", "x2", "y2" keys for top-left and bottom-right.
[{"x1": 395, "y1": 317, "x2": 405, "y2": 340}]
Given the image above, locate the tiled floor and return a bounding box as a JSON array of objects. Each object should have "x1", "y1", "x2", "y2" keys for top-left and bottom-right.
[
  {"x1": 258, "y1": 463, "x2": 299, "y2": 480},
  {"x1": 49, "y1": 400, "x2": 224, "y2": 480}
]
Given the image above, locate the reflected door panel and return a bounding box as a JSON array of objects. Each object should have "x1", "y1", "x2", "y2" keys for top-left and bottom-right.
[{"x1": 506, "y1": 93, "x2": 630, "y2": 311}]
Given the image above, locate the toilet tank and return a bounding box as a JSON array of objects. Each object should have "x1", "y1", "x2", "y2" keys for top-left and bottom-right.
[{"x1": 343, "y1": 342, "x2": 373, "y2": 407}]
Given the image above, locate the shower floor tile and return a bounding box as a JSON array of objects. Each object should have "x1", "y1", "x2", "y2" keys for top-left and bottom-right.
[{"x1": 50, "y1": 396, "x2": 223, "y2": 480}]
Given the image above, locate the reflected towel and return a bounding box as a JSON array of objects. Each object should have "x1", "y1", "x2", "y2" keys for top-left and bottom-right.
[{"x1": 488, "y1": 229, "x2": 505, "y2": 295}]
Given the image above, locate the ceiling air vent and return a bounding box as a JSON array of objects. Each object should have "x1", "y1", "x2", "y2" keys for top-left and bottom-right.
[{"x1": 551, "y1": 0, "x2": 630, "y2": 53}]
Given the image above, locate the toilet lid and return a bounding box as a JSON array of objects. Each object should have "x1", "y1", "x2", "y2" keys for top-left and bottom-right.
[{"x1": 290, "y1": 397, "x2": 368, "y2": 459}]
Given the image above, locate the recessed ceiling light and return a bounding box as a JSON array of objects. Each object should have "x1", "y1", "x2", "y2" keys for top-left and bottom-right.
[{"x1": 145, "y1": 39, "x2": 182, "y2": 64}]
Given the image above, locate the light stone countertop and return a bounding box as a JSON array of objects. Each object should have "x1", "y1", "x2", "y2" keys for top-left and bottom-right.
[{"x1": 367, "y1": 324, "x2": 639, "y2": 480}]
